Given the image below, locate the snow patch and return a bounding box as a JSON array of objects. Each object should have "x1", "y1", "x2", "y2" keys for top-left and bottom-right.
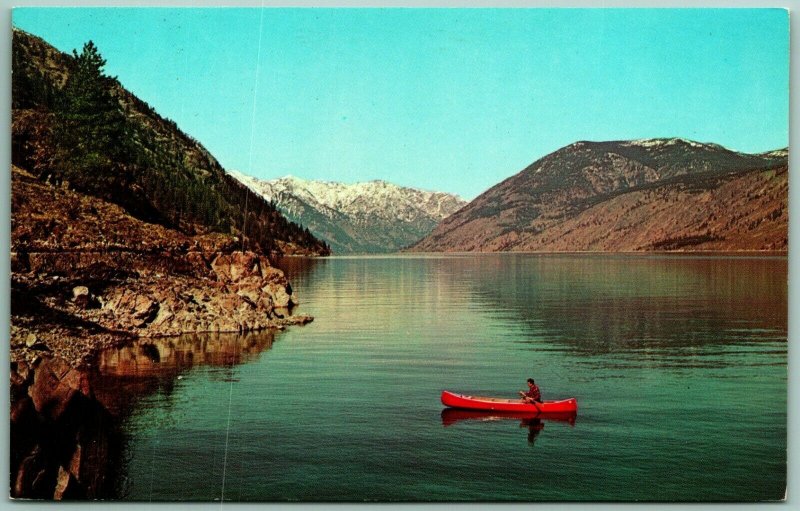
[{"x1": 621, "y1": 137, "x2": 715, "y2": 149}]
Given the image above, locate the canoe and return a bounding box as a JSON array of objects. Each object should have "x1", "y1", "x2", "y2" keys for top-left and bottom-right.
[
  {"x1": 440, "y1": 408, "x2": 577, "y2": 427},
  {"x1": 441, "y1": 390, "x2": 577, "y2": 413}
]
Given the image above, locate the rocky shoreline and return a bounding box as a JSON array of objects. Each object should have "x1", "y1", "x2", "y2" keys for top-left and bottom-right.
[
  {"x1": 11, "y1": 165, "x2": 315, "y2": 369},
  {"x1": 11, "y1": 248, "x2": 312, "y2": 369}
]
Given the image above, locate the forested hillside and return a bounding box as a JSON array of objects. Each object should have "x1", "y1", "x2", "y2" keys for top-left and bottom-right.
[{"x1": 12, "y1": 28, "x2": 329, "y2": 256}]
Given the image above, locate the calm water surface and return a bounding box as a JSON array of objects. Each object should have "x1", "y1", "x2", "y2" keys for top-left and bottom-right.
[{"x1": 102, "y1": 254, "x2": 786, "y2": 501}]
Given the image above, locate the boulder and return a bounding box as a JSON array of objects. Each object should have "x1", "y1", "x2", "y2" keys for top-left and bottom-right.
[
  {"x1": 68, "y1": 444, "x2": 82, "y2": 480},
  {"x1": 184, "y1": 251, "x2": 212, "y2": 277},
  {"x1": 131, "y1": 296, "x2": 159, "y2": 327},
  {"x1": 10, "y1": 251, "x2": 30, "y2": 272},
  {"x1": 25, "y1": 332, "x2": 38, "y2": 347},
  {"x1": 47, "y1": 247, "x2": 309, "y2": 340},
  {"x1": 263, "y1": 282, "x2": 293, "y2": 308},
  {"x1": 210, "y1": 253, "x2": 233, "y2": 282},
  {"x1": 150, "y1": 305, "x2": 175, "y2": 328},
  {"x1": 10, "y1": 395, "x2": 33, "y2": 423},
  {"x1": 261, "y1": 265, "x2": 286, "y2": 283},
  {"x1": 210, "y1": 251, "x2": 265, "y2": 283},
  {"x1": 28, "y1": 357, "x2": 91, "y2": 421},
  {"x1": 53, "y1": 465, "x2": 79, "y2": 500},
  {"x1": 72, "y1": 286, "x2": 91, "y2": 309}
]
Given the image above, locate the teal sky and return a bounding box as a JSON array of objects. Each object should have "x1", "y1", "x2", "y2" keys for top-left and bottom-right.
[{"x1": 12, "y1": 8, "x2": 789, "y2": 199}]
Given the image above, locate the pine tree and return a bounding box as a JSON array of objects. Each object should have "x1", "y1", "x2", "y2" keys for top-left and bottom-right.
[{"x1": 53, "y1": 41, "x2": 128, "y2": 195}]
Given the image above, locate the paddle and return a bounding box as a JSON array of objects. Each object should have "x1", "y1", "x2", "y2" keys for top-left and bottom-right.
[{"x1": 519, "y1": 391, "x2": 542, "y2": 413}]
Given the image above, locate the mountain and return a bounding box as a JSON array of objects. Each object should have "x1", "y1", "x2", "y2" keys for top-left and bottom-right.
[
  {"x1": 229, "y1": 172, "x2": 467, "y2": 254},
  {"x1": 11, "y1": 27, "x2": 328, "y2": 256},
  {"x1": 409, "y1": 138, "x2": 787, "y2": 252}
]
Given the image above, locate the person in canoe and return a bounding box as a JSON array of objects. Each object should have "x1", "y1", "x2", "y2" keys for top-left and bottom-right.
[{"x1": 519, "y1": 378, "x2": 542, "y2": 403}]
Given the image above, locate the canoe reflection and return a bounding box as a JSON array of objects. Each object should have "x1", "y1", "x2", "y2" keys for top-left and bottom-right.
[
  {"x1": 440, "y1": 408, "x2": 576, "y2": 444},
  {"x1": 441, "y1": 408, "x2": 577, "y2": 426}
]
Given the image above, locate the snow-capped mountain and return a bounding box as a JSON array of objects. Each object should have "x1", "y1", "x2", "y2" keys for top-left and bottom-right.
[{"x1": 228, "y1": 171, "x2": 466, "y2": 254}]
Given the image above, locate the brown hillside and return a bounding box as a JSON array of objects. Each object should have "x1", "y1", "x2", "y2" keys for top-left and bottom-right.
[{"x1": 410, "y1": 139, "x2": 787, "y2": 252}]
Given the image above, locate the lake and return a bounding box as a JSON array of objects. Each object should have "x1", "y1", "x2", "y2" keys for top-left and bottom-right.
[{"x1": 97, "y1": 254, "x2": 787, "y2": 501}]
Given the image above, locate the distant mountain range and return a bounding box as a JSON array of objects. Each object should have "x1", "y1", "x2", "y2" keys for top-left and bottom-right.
[
  {"x1": 409, "y1": 138, "x2": 787, "y2": 252},
  {"x1": 229, "y1": 172, "x2": 466, "y2": 254}
]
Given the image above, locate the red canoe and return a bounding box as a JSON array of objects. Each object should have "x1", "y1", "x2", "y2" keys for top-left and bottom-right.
[{"x1": 441, "y1": 390, "x2": 577, "y2": 413}]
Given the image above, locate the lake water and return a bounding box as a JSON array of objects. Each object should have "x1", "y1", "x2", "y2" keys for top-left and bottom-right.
[{"x1": 98, "y1": 254, "x2": 787, "y2": 501}]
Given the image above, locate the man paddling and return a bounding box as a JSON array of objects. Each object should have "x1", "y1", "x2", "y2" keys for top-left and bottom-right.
[{"x1": 519, "y1": 378, "x2": 542, "y2": 403}]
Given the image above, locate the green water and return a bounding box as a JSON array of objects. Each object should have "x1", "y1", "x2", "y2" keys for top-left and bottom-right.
[{"x1": 105, "y1": 254, "x2": 786, "y2": 501}]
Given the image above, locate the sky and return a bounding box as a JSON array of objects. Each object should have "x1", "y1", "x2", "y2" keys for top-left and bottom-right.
[{"x1": 12, "y1": 8, "x2": 789, "y2": 199}]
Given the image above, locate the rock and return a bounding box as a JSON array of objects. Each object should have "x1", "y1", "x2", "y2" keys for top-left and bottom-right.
[
  {"x1": 262, "y1": 265, "x2": 286, "y2": 283},
  {"x1": 264, "y1": 283, "x2": 292, "y2": 308},
  {"x1": 211, "y1": 251, "x2": 266, "y2": 283},
  {"x1": 62, "y1": 368, "x2": 92, "y2": 398},
  {"x1": 11, "y1": 368, "x2": 26, "y2": 388},
  {"x1": 28, "y1": 357, "x2": 83, "y2": 420},
  {"x1": 280, "y1": 313, "x2": 313, "y2": 326},
  {"x1": 10, "y1": 395, "x2": 33, "y2": 423},
  {"x1": 14, "y1": 446, "x2": 48, "y2": 498},
  {"x1": 151, "y1": 305, "x2": 175, "y2": 327},
  {"x1": 11, "y1": 251, "x2": 30, "y2": 272},
  {"x1": 72, "y1": 286, "x2": 91, "y2": 309},
  {"x1": 131, "y1": 296, "x2": 159, "y2": 327},
  {"x1": 69, "y1": 444, "x2": 82, "y2": 480},
  {"x1": 294, "y1": 314, "x2": 314, "y2": 325},
  {"x1": 210, "y1": 253, "x2": 234, "y2": 282},
  {"x1": 25, "y1": 332, "x2": 38, "y2": 347},
  {"x1": 53, "y1": 465, "x2": 79, "y2": 500},
  {"x1": 185, "y1": 251, "x2": 212, "y2": 277},
  {"x1": 14, "y1": 241, "x2": 310, "y2": 354}
]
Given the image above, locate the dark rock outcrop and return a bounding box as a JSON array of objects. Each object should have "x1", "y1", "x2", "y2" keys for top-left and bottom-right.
[
  {"x1": 11, "y1": 358, "x2": 121, "y2": 500},
  {"x1": 11, "y1": 330, "x2": 286, "y2": 500}
]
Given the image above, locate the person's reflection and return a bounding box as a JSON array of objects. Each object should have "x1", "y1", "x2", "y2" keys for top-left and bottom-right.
[{"x1": 520, "y1": 418, "x2": 545, "y2": 445}]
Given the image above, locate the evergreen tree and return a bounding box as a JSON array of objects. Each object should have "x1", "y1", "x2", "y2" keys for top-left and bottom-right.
[{"x1": 53, "y1": 41, "x2": 128, "y2": 194}]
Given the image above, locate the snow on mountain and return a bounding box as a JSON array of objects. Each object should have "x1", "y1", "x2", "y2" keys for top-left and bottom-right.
[
  {"x1": 227, "y1": 171, "x2": 466, "y2": 254},
  {"x1": 759, "y1": 148, "x2": 789, "y2": 158},
  {"x1": 619, "y1": 138, "x2": 725, "y2": 150}
]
